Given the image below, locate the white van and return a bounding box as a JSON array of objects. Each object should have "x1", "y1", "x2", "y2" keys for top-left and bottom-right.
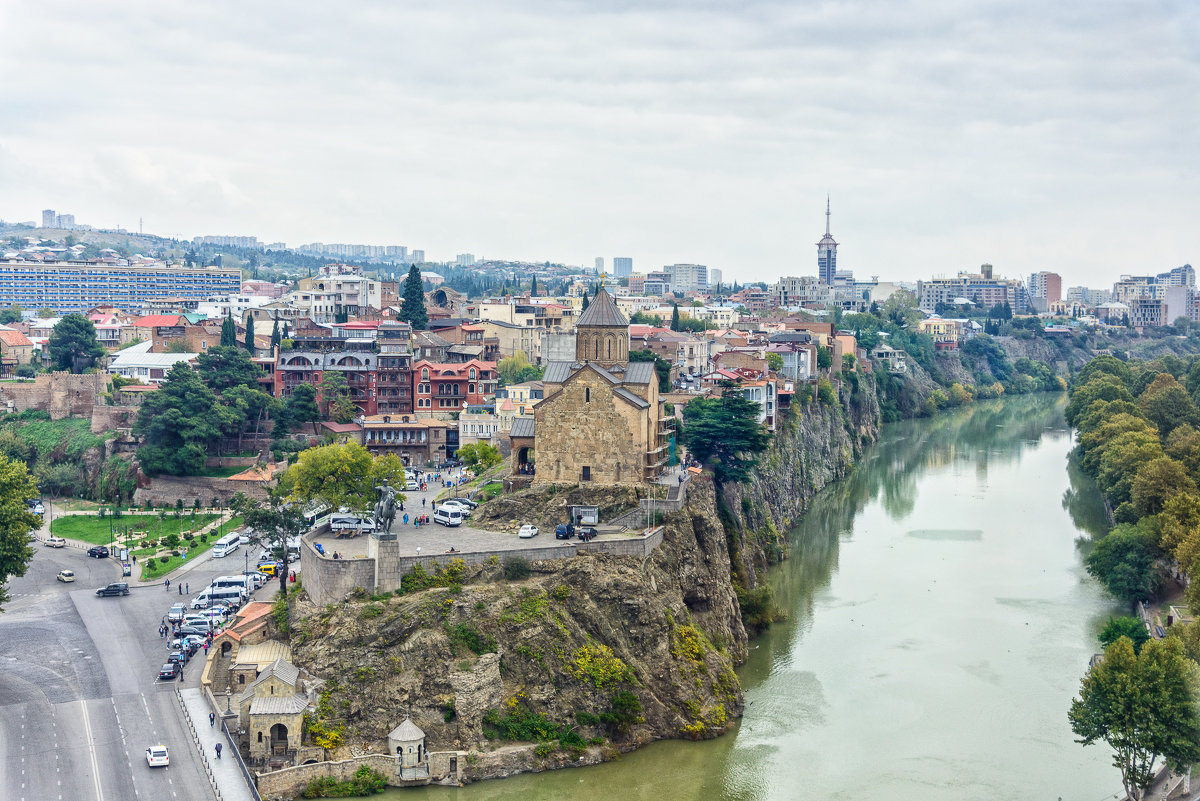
[
  {"x1": 433, "y1": 507, "x2": 463, "y2": 527},
  {"x1": 211, "y1": 575, "x2": 253, "y2": 593},
  {"x1": 212, "y1": 532, "x2": 240, "y2": 558},
  {"x1": 191, "y1": 587, "x2": 247, "y2": 609}
]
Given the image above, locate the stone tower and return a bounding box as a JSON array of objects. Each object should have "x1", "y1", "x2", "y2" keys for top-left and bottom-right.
[{"x1": 574, "y1": 285, "x2": 630, "y2": 368}]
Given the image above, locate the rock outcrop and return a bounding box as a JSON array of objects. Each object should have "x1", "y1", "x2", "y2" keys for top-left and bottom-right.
[{"x1": 289, "y1": 478, "x2": 745, "y2": 783}]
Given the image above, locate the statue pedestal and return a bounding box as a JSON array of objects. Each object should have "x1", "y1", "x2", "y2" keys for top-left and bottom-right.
[{"x1": 368, "y1": 532, "x2": 400, "y2": 592}]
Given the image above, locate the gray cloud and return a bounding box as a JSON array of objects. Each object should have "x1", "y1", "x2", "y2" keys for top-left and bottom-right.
[{"x1": 0, "y1": 0, "x2": 1196, "y2": 286}]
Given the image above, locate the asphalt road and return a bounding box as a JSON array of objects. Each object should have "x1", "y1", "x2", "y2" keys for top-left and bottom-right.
[{"x1": 0, "y1": 527, "x2": 264, "y2": 801}]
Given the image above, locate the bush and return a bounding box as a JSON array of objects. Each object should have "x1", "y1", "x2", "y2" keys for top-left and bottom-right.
[
  {"x1": 502, "y1": 557, "x2": 531, "y2": 581},
  {"x1": 158, "y1": 556, "x2": 169, "y2": 566},
  {"x1": 301, "y1": 764, "x2": 386, "y2": 798},
  {"x1": 446, "y1": 623, "x2": 497, "y2": 655}
]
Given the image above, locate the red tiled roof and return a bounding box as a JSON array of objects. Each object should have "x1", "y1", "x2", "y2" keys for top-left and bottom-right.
[
  {"x1": 133, "y1": 314, "x2": 185, "y2": 327},
  {"x1": 0, "y1": 330, "x2": 33, "y2": 347}
]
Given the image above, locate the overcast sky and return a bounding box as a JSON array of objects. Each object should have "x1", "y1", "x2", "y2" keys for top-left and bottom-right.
[{"x1": 1, "y1": 0, "x2": 1196, "y2": 288}]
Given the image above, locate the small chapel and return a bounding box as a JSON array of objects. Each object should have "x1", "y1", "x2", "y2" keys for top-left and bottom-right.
[{"x1": 511, "y1": 285, "x2": 670, "y2": 486}]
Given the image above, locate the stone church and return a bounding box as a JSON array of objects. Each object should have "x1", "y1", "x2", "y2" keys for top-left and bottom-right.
[{"x1": 511, "y1": 286, "x2": 670, "y2": 486}]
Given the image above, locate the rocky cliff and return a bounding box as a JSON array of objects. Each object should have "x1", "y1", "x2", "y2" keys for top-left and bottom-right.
[{"x1": 289, "y1": 477, "x2": 746, "y2": 783}]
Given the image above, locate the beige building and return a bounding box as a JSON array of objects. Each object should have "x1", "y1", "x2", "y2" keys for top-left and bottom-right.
[
  {"x1": 477, "y1": 319, "x2": 543, "y2": 363},
  {"x1": 514, "y1": 287, "x2": 670, "y2": 485}
]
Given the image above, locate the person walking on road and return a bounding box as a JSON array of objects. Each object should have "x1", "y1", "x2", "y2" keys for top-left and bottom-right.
[
  {"x1": 209, "y1": 712, "x2": 215, "y2": 727},
  {"x1": 165, "y1": 578, "x2": 170, "y2": 591},
  {"x1": 178, "y1": 583, "x2": 182, "y2": 595},
  {"x1": 215, "y1": 742, "x2": 222, "y2": 759},
  {"x1": 185, "y1": 582, "x2": 189, "y2": 594}
]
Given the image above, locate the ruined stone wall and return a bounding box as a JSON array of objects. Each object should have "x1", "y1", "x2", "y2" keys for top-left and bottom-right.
[
  {"x1": 133, "y1": 475, "x2": 270, "y2": 507},
  {"x1": 0, "y1": 371, "x2": 106, "y2": 419},
  {"x1": 90, "y1": 405, "x2": 137, "y2": 434}
]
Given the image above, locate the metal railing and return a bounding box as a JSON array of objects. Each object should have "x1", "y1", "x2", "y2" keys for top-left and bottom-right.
[{"x1": 222, "y1": 717, "x2": 264, "y2": 801}]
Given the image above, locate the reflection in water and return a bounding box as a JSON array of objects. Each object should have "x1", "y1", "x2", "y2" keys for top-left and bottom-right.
[{"x1": 384, "y1": 395, "x2": 1121, "y2": 801}]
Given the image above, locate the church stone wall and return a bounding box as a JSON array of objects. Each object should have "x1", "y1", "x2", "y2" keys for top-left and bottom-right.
[{"x1": 534, "y1": 370, "x2": 646, "y2": 487}]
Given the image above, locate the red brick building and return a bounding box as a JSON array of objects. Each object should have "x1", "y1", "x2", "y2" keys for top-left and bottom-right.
[{"x1": 412, "y1": 359, "x2": 497, "y2": 417}]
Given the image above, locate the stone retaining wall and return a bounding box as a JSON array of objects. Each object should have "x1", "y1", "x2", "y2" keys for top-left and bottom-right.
[
  {"x1": 0, "y1": 371, "x2": 105, "y2": 419},
  {"x1": 134, "y1": 475, "x2": 270, "y2": 506},
  {"x1": 303, "y1": 527, "x2": 665, "y2": 605},
  {"x1": 255, "y1": 751, "x2": 462, "y2": 799}
]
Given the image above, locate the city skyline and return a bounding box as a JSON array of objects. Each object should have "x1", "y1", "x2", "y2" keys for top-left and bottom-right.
[{"x1": 1, "y1": 1, "x2": 1196, "y2": 289}]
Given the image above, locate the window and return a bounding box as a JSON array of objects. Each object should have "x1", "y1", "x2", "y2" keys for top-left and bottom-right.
[
  {"x1": 585, "y1": 387, "x2": 590, "y2": 402},
  {"x1": 469, "y1": 367, "x2": 476, "y2": 380},
  {"x1": 468, "y1": 383, "x2": 475, "y2": 394},
  {"x1": 582, "y1": 466, "x2": 591, "y2": 481},
  {"x1": 421, "y1": 368, "x2": 429, "y2": 380}
]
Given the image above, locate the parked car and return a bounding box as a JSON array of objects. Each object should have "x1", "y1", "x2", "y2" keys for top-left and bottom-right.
[
  {"x1": 86, "y1": 546, "x2": 109, "y2": 559},
  {"x1": 440, "y1": 500, "x2": 472, "y2": 517},
  {"x1": 432, "y1": 507, "x2": 463, "y2": 527},
  {"x1": 167, "y1": 603, "x2": 186, "y2": 623},
  {"x1": 243, "y1": 571, "x2": 269, "y2": 588},
  {"x1": 451, "y1": 497, "x2": 479, "y2": 510},
  {"x1": 157, "y1": 663, "x2": 180, "y2": 681},
  {"x1": 168, "y1": 638, "x2": 201, "y2": 655},
  {"x1": 95, "y1": 582, "x2": 129, "y2": 597},
  {"x1": 44, "y1": 536, "x2": 66, "y2": 548},
  {"x1": 176, "y1": 625, "x2": 211, "y2": 638},
  {"x1": 518, "y1": 524, "x2": 539, "y2": 539},
  {"x1": 56, "y1": 569, "x2": 75, "y2": 583},
  {"x1": 405, "y1": 479, "x2": 419, "y2": 491},
  {"x1": 145, "y1": 745, "x2": 169, "y2": 767},
  {"x1": 555, "y1": 523, "x2": 574, "y2": 540},
  {"x1": 577, "y1": 526, "x2": 598, "y2": 541},
  {"x1": 257, "y1": 561, "x2": 281, "y2": 576},
  {"x1": 27, "y1": 500, "x2": 45, "y2": 515},
  {"x1": 167, "y1": 649, "x2": 188, "y2": 664}
]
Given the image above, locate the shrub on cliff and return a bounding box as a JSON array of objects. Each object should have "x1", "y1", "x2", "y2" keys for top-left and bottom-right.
[{"x1": 301, "y1": 764, "x2": 386, "y2": 798}]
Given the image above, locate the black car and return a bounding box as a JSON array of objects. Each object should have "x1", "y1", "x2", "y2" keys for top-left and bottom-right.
[
  {"x1": 157, "y1": 663, "x2": 180, "y2": 681},
  {"x1": 95, "y1": 582, "x2": 129, "y2": 597},
  {"x1": 167, "y1": 650, "x2": 188, "y2": 664},
  {"x1": 87, "y1": 546, "x2": 109, "y2": 559},
  {"x1": 555, "y1": 523, "x2": 575, "y2": 540}
]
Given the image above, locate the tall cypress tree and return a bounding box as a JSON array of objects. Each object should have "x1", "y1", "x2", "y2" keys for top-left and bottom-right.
[
  {"x1": 220, "y1": 313, "x2": 236, "y2": 348},
  {"x1": 582, "y1": 291, "x2": 590, "y2": 310},
  {"x1": 670, "y1": 303, "x2": 681, "y2": 331},
  {"x1": 244, "y1": 316, "x2": 255, "y2": 353},
  {"x1": 531, "y1": 275, "x2": 538, "y2": 297},
  {"x1": 270, "y1": 318, "x2": 280, "y2": 349},
  {"x1": 400, "y1": 264, "x2": 428, "y2": 330}
]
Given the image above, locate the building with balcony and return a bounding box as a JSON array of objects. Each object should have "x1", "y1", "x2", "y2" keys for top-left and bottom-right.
[
  {"x1": 412, "y1": 359, "x2": 497, "y2": 418},
  {"x1": 0, "y1": 260, "x2": 241, "y2": 314},
  {"x1": 274, "y1": 321, "x2": 412, "y2": 416},
  {"x1": 361, "y1": 415, "x2": 453, "y2": 466}
]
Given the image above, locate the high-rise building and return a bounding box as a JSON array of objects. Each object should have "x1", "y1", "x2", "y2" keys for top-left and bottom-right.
[
  {"x1": 410, "y1": 250, "x2": 425, "y2": 264},
  {"x1": 41, "y1": 209, "x2": 56, "y2": 228},
  {"x1": 613, "y1": 257, "x2": 633, "y2": 278},
  {"x1": 664, "y1": 263, "x2": 707, "y2": 292},
  {"x1": 55, "y1": 214, "x2": 75, "y2": 230},
  {"x1": 1028, "y1": 271, "x2": 1063, "y2": 305},
  {"x1": 456, "y1": 254, "x2": 475, "y2": 267},
  {"x1": 595, "y1": 257, "x2": 605, "y2": 273},
  {"x1": 709, "y1": 268, "x2": 723, "y2": 288},
  {"x1": 817, "y1": 197, "x2": 838, "y2": 285}
]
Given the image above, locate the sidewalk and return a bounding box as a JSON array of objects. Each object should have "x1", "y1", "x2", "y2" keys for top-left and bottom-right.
[{"x1": 178, "y1": 687, "x2": 256, "y2": 801}]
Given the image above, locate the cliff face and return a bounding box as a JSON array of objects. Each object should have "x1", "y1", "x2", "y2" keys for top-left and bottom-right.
[
  {"x1": 289, "y1": 478, "x2": 745, "y2": 782},
  {"x1": 719, "y1": 374, "x2": 881, "y2": 597}
]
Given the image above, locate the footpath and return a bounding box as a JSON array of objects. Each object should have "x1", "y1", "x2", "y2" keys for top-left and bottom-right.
[{"x1": 178, "y1": 687, "x2": 258, "y2": 801}]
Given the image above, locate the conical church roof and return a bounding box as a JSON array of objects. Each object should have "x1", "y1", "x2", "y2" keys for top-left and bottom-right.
[{"x1": 576, "y1": 285, "x2": 628, "y2": 328}]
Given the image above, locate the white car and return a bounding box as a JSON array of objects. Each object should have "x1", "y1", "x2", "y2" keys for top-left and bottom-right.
[
  {"x1": 440, "y1": 500, "x2": 471, "y2": 517},
  {"x1": 405, "y1": 479, "x2": 419, "y2": 491},
  {"x1": 145, "y1": 745, "x2": 169, "y2": 767},
  {"x1": 518, "y1": 525, "x2": 539, "y2": 539},
  {"x1": 56, "y1": 569, "x2": 75, "y2": 583},
  {"x1": 44, "y1": 536, "x2": 66, "y2": 548}
]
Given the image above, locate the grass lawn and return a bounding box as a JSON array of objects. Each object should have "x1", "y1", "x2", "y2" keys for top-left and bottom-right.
[
  {"x1": 139, "y1": 515, "x2": 244, "y2": 582},
  {"x1": 49, "y1": 498, "x2": 103, "y2": 512},
  {"x1": 52, "y1": 513, "x2": 221, "y2": 546}
]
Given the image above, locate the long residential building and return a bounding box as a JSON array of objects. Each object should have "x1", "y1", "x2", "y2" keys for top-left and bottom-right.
[{"x1": 0, "y1": 260, "x2": 242, "y2": 314}]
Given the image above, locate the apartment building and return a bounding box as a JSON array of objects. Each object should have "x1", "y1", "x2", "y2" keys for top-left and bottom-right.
[
  {"x1": 0, "y1": 260, "x2": 241, "y2": 314},
  {"x1": 412, "y1": 359, "x2": 497, "y2": 417}
]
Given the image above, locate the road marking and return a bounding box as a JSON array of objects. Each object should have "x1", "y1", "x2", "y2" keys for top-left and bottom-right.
[{"x1": 78, "y1": 700, "x2": 105, "y2": 801}]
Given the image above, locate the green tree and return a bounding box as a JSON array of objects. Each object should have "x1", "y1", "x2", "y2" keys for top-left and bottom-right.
[
  {"x1": 457, "y1": 442, "x2": 501, "y2": 470},
  {"x1": 231, "y1": 490, "x2": 305, "y2": 600},
  {"x1": 400, "y1": 264, "x2": 428, "y2": 330},
  {"x1": 1130, "y1": 457, "x2": 1197, "y2": 517},
  {"x1": 1085, "y1": 518, "x2": 1164, "y2": 606},
  {"x1": 682, "y1": 392, "x2": 771, "y2": 483},
  {"x1": 133, "y1": 364, "x2": 237, "y2": 475},
  {"x1": 195, "y1": 345, "x2": 261, "y2": 392},
  {"x1": 318, "y1": 370, "x2": 357, "y2": 423},
  {"x1": 1097, "y1": 430, "x2": 1165, "y2": 511},
  {"x1": 0, "y1": 305, "x2": 22, "y2": 324},
  {"x1": 1066, "y1": 374, "x2": 1136, "y2": 427},
  {"x1": 277, "y1": 443, "x2": 406, "y2": 512},
  {"x1": 1070, "y1": 637, "x2": 1200, "y2": 800},
  {"x1": 1140, "y1": 374, "x2": 1200, "y2": 436},
  {"x1": 47, "y1": 314, "x2": 105, "y2": 372},
  {"x1": 37, "y1": 307, "x2": 55, "y2": 319},
  {"x1": 243, "y1": 315, "x2": 256, "y2": 353},
  {"x1": 1165, "y1": 424, "x2": 1200, "y2": 479},
  {"x1": 816, "y1": 346, "x2": 833, "y2": 370},
  {"x1": 0, "y1": 455, "x2": 40, "y2": 610},
  {"x1": 277, "y1": 384, "x2": 320, "y2": 435},
  {"x1": 270, "y1": 318, "x2": 281, "y2": 350},
  {"x1": 581, "y1": 291, "x2": 590, "y2": 311},
  {"x1": 879, "y1": 290, "x2": 922, "y2": 328},
  {"x1": 766, "y1": 353, "x2": 783, "y2": 372},
  {"x1": 497, "y1": 352, "x2": 543, "y2": 387},
  {"x1": 220, "y1": 313, "x2": 237, "y2": 348},
  {"x1": 221, "y1": 385, "x2": 278, "y2": 451},
  {"x1": 530, "y1": 275, "x2": 538, "y2": 296},
  {"x1": 670, "y1": 303, "x2": 681, "y2": 331},
  {"x1": 1098, "y1": 616, "x2": 1150, "y2": 654}
]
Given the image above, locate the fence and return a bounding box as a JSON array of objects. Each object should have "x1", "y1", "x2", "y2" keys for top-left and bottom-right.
[{"x1": 175, "y1": 688, "x2": 226, "y2": 801}]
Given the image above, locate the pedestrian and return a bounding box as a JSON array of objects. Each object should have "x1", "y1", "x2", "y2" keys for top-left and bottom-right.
[
  {"x1": 422, "y1": 498, "x2": 426, "y2": 508},
  {"x1": 185, "y1": 583, "x2": 189, "y2": 594},
  {"x1": 215, "y1": 742, "x2": 222, "y2": 759},
  {"x1": 209, "y1": 711, "x2": 215, "y2": 727},
  {"x1": 165, "y1": 578, "x2": 170, "y2": 591},
  {"x1": 178, "y1": 583, "x2": 182, "y2": 595},
  {"x1": 204, "y1": 642, "x2": 209, "y2": 655},
  {"x1": 403, "y1": 513, "x2": 408, "y2": 525}
]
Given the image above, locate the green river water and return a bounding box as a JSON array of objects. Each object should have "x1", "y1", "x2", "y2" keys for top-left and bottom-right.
[{"x1": 385, "y1": 394, "x2": 1125, "y2": 801}]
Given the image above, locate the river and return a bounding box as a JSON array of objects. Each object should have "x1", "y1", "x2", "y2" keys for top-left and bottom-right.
[{"x1": 385, "y1": 394, "x2": 1123, "y2": 801}]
